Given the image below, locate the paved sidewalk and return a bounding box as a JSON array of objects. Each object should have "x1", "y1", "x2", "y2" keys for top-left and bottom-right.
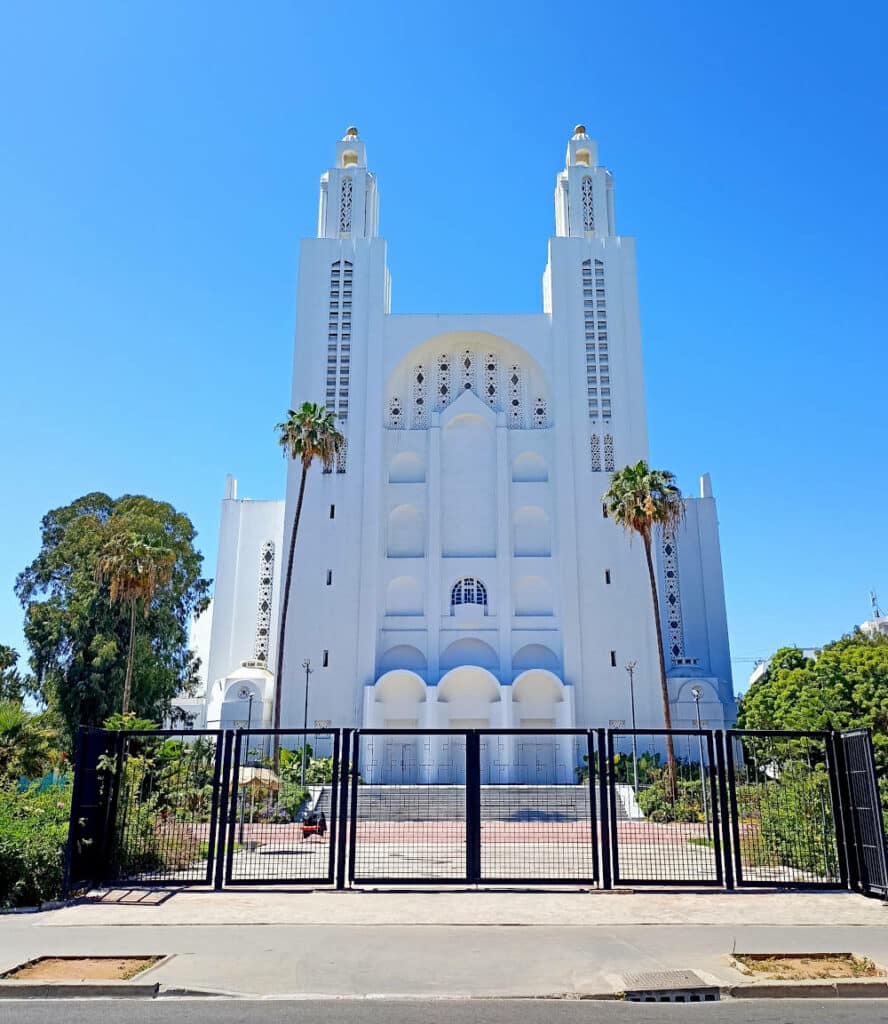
[{"x1": 1, "y1": 890, "x2": 886, "y2": 998}]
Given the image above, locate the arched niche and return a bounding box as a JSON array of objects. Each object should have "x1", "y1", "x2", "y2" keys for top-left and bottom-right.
[
  {"x1": 513, "y1": 505, "x2": 551, "y2": 557},
  {"x1": 440, "y1": 637, "x2": 499, "y2": 672},
  {"x1": 387, "y1": 505, "x2": 424, "y2": 558},
  {"x1": 441, "y1": 407, "x2": 496, "y2": 557},
  {"x1": 377, "y1": 644, "x2": 427, "y2": 674},
  {"x1": 514, "y1": 576, "x2": 554, "y2": 617},
  {"x1": 374, "y1": 670, "x2": 427, "y2": 704},
  {"x1": 512, "y1": 451, "x2": 548, "y2": 483},
  {"x1": 512, "y1": 643, "x2": 560, "y2": 673},
  {"x1": 438, "y1": 665, "x2": 501, "y2": 704},
  {"x1": 385, "y1": 576, "x2": 423, "y2": 616},
  {"x1": 512, "y1": 669, "x2": 565, "y2": 704},
  {"x1": 389, "y1": 451, "x2": 425, "y2": 483}
]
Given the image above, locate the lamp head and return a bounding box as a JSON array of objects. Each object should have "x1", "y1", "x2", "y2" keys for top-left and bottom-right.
[{"x1": 691, "y1": 686, "x2": 702, "y2": 700}]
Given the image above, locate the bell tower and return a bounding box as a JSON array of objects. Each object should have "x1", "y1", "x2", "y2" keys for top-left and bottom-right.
[
  {"x1": 317, "y1": 127, "x2": 379, "y2": 240},
  {"x1": 553, "y1": 125, "x2": 615, "y2": 239}
]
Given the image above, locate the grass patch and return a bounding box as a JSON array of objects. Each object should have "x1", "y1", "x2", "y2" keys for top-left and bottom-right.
[
  {"x1": 733, "y1": 953, "x2": 882, "y2": 980},
  {"x1": 688, "y1": 837, "x2": 714, "y2": 848}
]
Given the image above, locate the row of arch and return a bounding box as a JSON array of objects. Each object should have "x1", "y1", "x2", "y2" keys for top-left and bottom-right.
[
  {"x1": 386, "y1": 575, "x2": 555, "y2": 617},
  {"x1": 373, "y1": 666, "x2": 565, "y2": 706},
  {"x1": 378, "y1": 640, "x2": 560, "y2": 675},
  {"x1": 389, "y1": 449, "x2": 547, "y2": 484},
  {"x1": 388, "y1": 505, "x2": 551, "y2": 558}
]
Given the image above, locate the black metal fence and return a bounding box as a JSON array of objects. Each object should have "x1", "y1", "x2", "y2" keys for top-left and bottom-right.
[{"x1": 65, "y1": 724, "x2": 888, "y2": 898}]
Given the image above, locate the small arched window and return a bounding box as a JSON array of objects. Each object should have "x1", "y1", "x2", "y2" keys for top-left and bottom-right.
[{"x1": 451, "y1": 577, "x2": 488, "y2": 610}]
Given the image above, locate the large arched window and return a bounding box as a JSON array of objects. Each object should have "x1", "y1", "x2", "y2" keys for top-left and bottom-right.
[{"x1": 450, "y1": 577, "x2": 488, "y2": 610}]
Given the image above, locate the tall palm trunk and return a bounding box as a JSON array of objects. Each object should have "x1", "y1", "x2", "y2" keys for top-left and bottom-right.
[
  {"x1": 272, "y1": 459, "x2": 310, "y2": 768},
  {"x1": 122, "y1": 599, "x2": 137, "y2": 715},
  {"x1": 642, "y1": 531, "x2": 677, "y2": 798}
]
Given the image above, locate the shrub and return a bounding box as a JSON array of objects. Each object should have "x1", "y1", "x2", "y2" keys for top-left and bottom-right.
[
  {"x1": 636, "y1": 770, "x2": 706, "y2": 823},
  {"x1": 0, "y1": 783, "x2": 71, "y2": 908}
]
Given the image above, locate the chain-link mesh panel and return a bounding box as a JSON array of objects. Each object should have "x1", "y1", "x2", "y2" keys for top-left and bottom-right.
[
  {"x1": 608, "y1": 731, "x2": 722, "y2": 885},
  {"x1": 478, "y1": 732, "x2": 598, "y2": 882},
  {"x1": 727, "y1": 731, "x2": 841, "y2": 887}
]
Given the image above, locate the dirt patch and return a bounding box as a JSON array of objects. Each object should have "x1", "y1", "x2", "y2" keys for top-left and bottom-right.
[
  {"x1": 733, "y1": 953, "x2": 882, "y2": 981},
  {"x1": 2, "y1": 956, "x2": 161, "y2": 981}
]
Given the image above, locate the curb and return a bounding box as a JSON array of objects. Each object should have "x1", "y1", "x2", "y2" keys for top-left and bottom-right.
[
  {"x1": 0, "y1": 982, "x2": 161, "y2": 999},
  {"x1": 726, "y1": 979, "x2": 888, "y2": 999}
]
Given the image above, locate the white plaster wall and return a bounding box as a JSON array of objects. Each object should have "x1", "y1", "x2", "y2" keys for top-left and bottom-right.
[{"x1": 204, "y1": 490, "x2": 284, "y2": 717}]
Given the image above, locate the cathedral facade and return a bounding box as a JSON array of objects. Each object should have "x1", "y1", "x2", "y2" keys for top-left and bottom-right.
[{"x1": 180, "y1": 127, "x2": 736, "y2": 758}]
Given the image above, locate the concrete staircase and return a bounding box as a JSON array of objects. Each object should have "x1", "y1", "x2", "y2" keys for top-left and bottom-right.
[{"x1": 344, "y1": 784, "x2": 633, "y2": 822}]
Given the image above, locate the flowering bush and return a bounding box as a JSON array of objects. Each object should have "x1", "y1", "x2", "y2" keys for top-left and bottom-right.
[{"x1": 0, "y1": 782, "x2": 71, "y2": 908}]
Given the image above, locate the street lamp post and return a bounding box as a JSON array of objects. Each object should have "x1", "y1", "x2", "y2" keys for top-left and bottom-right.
[
  {"x1": 626, "y1": 660, "x2": 639, "y2": 795},
  {"x1": 691, "y1": 686, "x2": 710, "y2": 840},
  {"x1": 301, "y1": 659, "x2": 313, "y2": 790}
]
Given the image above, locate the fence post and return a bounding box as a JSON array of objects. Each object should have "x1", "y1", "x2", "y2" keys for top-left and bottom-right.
[
  {"x1": 348, "y1": 733, "x2": 361, "y2": 885},
  {"x1": 714, "y1": 730, "x2": 734, "y2": 891},
  {"x1": 597, "y1": 729, "x2": 611, "y2": 890},
  {"x1": 336, "y1": 730, "x2": 351, "y2": 890},
  {"x1": 466, "y1": 731, "x2": 481, "y2": 884},
  {"x1": 98, "y1": 731, "x2": 125, "y2": 885},
  {"x1": 62, "y1": 727, "x2": 87, "y2": 899},
  {"x1": 827, "y1": 732, "x2": 853, "y2": 890},
  {"x1": 584, "y1": 731, "x2": 600, "y2": 885},
  {"x1": 214, "y1": 731, "x2": 234, "y2": 891}
]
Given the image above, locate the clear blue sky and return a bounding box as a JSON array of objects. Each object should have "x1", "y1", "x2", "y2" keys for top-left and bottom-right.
[{"x1": 1, "y1": 1, "x2": 886, "y2": 691}]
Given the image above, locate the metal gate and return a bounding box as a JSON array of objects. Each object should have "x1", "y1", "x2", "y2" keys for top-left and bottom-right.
[
  {"x1": 838, "y1": 729, "x2": 888, "y2": 898},
  {"x1": 349, "y1": 730, "x2": 470, "y2": 884},
  {"x1": 348, "y1": 729, "x2": 600, "y2": 885},
  {"x1": 103, "y1": 728, "x2": 227, "y2": 887},
  {"x1": 725, "y1": 730, "x2": 844, "y2": 889},
  {"x1": 225, "y1": 728, "x2": 343, "y2": 886},
  {"x1": 606, "y1": 729, "x2": 724, "y2": 886}
]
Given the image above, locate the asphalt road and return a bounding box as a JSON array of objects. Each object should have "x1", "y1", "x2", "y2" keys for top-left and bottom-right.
[{"x1": 2, "y1": 1000, "x2": 888, "y2": 1024}]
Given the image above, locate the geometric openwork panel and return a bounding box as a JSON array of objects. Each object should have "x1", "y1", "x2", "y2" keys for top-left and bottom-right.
[
  {"x1": 339, "y1": 176, "x2": 353, "y2": 234},
  {"x1": 253, "y1": 540, "x2": 275, "y2": 664},
  {"x1": 437, "y1": 353, "x2": 453, "y2": 409},
  {"x1": 581, "y1": 175, "x2": 594, "y2": 232},
  {"x1": 412, "y1": 365, "x2": 428, "y2": 428},
  {"x1": 661, "y1": 529, "x2": 685, "y2": 662},
  {"x1": 388, "y1": 397, "x2": 403, "y2": 429},
  {"x1": 590, "y1": 433, "x2": 601, "y2": 472},
  {"x1": 508, "y1": 365, "x2": 524, "y2": 427},
  {"x1": 603, "y1": 433, "x2": 615, "y2": 472},
  {"x1": 398, "y1": 348, "x2": 543, "y2": 431},
  {"x1": 483, "y1": 352, "x2": 498, "y2": 407}
]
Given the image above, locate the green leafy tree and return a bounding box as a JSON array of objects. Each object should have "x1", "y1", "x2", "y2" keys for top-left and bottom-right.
[
  {"x1": 603, "y1": 460, "x2": 685, "y2": 791},
  {"x1": 738, "y1": 632, "x2": 888, "y2": 781},
  {"x1": 95, "y1": 528, "x2": 176, "y2": 715},
  {"x1": 0, "y1": 645, "x2": 23, "y2": 703},
  {"x1": 0, "y1": 702, "x2": 64, "y2": 784},
  {"x1": 272, "y1": 404, "x2": 344, "y2": 762},
  {"x1": 15, "y1": 493, "x2": 210, "y2": 742}
]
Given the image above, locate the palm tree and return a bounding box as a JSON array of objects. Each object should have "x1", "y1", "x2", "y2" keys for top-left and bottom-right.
[
  {"x1": 603, "y1": 460, "x2": 685, "y2": 794},
  {"x1": 95, "y1": 532, "x2": 176, "y2": 715},
  {"x1": 273, "y1": 403, "x2": 344, "y2": 762}
]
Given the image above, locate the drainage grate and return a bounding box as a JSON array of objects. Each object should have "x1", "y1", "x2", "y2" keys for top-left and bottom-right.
[{"x1": 621, "y1": 969, "x2": 720, "y2": 1003}]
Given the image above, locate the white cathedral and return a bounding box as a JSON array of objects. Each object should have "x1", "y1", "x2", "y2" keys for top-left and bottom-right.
[{"x1": 179, "y1": 126, "x2": 737, "y2": 760}]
